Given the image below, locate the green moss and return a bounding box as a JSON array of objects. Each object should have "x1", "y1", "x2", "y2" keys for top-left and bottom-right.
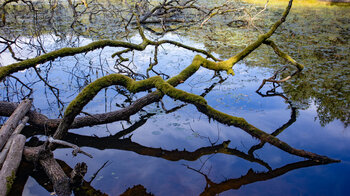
[
  {"x1": 64, "y1": 74, "x2": 133, "y2": 117},
  {"x1": 222, "y1": 140, "x2": 231, "y2": 148},
  {"x1": 129, "y1": 76, "x2": 159, "y2": 93},
  {"x1": 195, "y1": 55, "x2": 236, "y2": 76},
  {"x1": 167, "y1": 57, "x2": 201, "y2": 85},
  {"x1": 6, "y1": 171, "x2": 16, "y2": 195},
  {"x1": 0, "y1": 40, "x2": 143, "y2": 81},
  {"x1": 264, "y1": 40, "x2": 305, "y2": 71}
]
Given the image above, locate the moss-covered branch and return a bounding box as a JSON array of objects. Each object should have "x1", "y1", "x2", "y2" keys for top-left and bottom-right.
[
  {"x1": 0, "y1": 37, "x2": 218, "y2": 82},
  {"x1": 264, "y1": 40, "x2": 304, "y2": 71},
  {"x1": 52, "y1": 55, "x2": 207, "y2": 140},
  {"x1": 249, "y1": 100, "x2": 297, "y2": 155},
  {"x1": 0, "y1": 40, "x2": 146, "y2": 81},
  {"x1": 150, "y1": 0, "x2": 294, "y2": 76},
  {"x1": 256, "y1": 39, "x2": 305, "y2": 92},
  {"x1": 212, "y1": 0, "x2": 294, "y2": 71},
  {"x1": 53, "y1": 55, "x2": 338, "y2": 163}
]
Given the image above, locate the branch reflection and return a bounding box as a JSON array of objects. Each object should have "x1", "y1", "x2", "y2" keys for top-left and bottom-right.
[{"x1": 198, "y1": 160, "x2": 330, "y2": 196}]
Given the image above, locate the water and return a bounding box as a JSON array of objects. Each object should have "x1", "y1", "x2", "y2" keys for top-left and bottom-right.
[{"x1": 0, "y1": 0, "x2": 349, "y2": 195}]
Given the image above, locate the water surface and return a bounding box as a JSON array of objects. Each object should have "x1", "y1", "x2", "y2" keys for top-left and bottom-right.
[{"x1": 0, "y1": 0, "x2": 349, "y2": 195}]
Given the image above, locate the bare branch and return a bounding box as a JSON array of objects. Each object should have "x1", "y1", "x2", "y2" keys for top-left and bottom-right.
[{"x1": 47, "y1": 137, "x2": 93, "y2": 158}]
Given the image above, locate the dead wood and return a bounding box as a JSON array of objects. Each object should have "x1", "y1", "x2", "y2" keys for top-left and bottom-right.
[
  {"x1": 0, "y1": 99, "x2": 31, "y2": 150},
  {"x1": 23, "y1": 146, "x2": 71, "y2": 196},
  {"x1": 0, "y1": 116, "x2": 28, "y2": 168},
  {"x1": 0, "y1": 134, "x2": 26, "y2": 196}
]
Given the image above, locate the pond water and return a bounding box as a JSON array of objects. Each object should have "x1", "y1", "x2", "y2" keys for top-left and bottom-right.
[{"x1": 0, "y1": 0, "x2": 349, "y2": 195}]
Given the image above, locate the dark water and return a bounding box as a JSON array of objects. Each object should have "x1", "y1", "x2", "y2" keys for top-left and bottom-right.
[{"x1": 0, "y1": 0, "x2": 349, "y2": 195}]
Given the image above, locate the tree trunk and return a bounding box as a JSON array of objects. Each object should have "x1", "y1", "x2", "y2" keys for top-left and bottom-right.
[{"x1": 23, "y1": 147, "x2": 71, "y2": 196}]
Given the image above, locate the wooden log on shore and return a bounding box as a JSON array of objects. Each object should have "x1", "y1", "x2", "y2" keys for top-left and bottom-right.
[
  {"x1": 0, "y1": 99, "x2": 31, "y2": 151},
  {"x1": 0, "y1": 134, "x2": 26, "y2": 196},
  {"x1": 0, "y1": 116, "x2": 29, "y2": 169}
]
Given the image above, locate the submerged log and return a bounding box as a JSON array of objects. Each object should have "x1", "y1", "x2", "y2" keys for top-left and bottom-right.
[
  {"x1": 0, "y1": 99, "x2": 31, "y2": 150},
  {"x1": 0, "y1": 134, "x2": 26, "y2": 196}
]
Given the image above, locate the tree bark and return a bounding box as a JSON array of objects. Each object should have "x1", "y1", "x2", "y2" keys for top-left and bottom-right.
[
  {"x1": 0, "y1": 116, "x2": 29, "y2": 168},
  {"x1": 23, "y1": 146, "x2": 71, "y2": 196},
  {"x1": 0, "y1": 134, "x2": 26, "y2": 196},
  {"x1": 0, "y1": 92, "x2": 161, "y2": 131},
  {"x1": 0, "y1": 99, "x2": 31, "y2": 150}
]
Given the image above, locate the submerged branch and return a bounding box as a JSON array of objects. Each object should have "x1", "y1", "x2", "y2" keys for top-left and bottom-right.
[
  {"x1": 257, "y1": 39, "x2": 305, "y2": 92},
  {"x1": 264, "y1": 40, "x2": 304, "y2": 71},
  {"x1": 0, "y1": 34, "x2": 218, "y2": 82}
]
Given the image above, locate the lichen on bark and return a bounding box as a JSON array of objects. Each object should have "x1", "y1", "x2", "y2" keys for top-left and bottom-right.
[{"x1": 6, "y1": 171, "x2": 16, "y2": 195}]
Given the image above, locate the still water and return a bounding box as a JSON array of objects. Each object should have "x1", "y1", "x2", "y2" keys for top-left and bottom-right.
[{"x1": 0, "y1": 0, "x2": 349, "y2": 195}]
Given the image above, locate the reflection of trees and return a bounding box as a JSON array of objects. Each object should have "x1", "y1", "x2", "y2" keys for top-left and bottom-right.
[
  {"x1": 67, "y1": 134, "x2": 272, "y2": 170},
  {"x1": 282, "y1": 69, "x2": 349, "y2": 127}
]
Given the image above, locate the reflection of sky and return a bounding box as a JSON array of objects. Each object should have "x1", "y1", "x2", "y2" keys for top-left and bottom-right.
[
  {"x1": 2, "y1": 33, "x2": 350, "y2": 195},
  {"x1": 22, "y1": 177, "x2": 51, "y2": 196},
  {"x1": 49, "y1": 93, "x2": 350, "y2": 195}
]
